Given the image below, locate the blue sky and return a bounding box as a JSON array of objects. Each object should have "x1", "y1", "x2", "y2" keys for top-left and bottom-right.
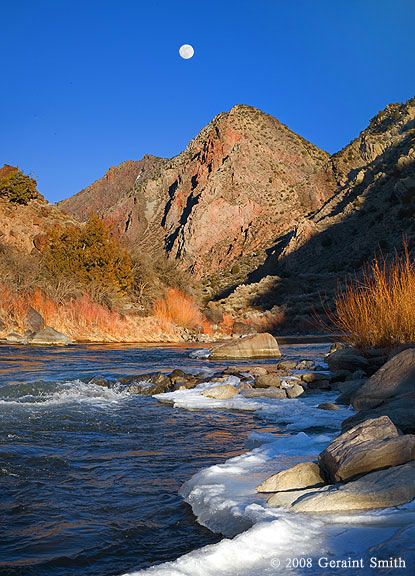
[{"x1": 1, "y1": 0, "x2": 414, "y2": 202}]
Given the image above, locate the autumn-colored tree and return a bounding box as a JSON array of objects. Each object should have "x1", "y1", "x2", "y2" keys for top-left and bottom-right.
[
  {"x1": 42, "y1": 215, "x2": 134, "y2": 295},
  {"x1": 0, "y1": 165, "x2": 41, "y2": 205}
]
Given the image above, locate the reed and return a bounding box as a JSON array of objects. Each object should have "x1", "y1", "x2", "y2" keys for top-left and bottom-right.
[
  {"x1": 332, "y1": 246, "x2": 415, "y2": 349},
  {"x1": 153, "y1": 288, "x2": 205, "y2": 330}
]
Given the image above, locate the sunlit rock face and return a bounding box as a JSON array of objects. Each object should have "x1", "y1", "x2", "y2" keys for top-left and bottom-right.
[{"x1": 59, "y1": 105, "x2": 334, "y2": 278}]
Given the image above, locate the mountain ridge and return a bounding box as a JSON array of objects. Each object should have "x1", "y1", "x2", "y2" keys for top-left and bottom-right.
[
  {"x1": 57, "y1": 96, "x2": 415, "y2": 331},
  {"x1": 59, "y1": 104, "x2": 335, "y2": 278}
]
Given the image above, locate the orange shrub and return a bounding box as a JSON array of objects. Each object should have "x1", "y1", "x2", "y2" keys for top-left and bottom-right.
[
  {"x1": 332, "y1": 246, "x2": 415, "y2": 349},
  {"x1": 201, "y1": 319, "x2": 214, "y2": 335},
  {"x1": 219, "y1": 313, "x2": 234, "y2": 335},
  {"x1": 153, "y1": 288, "x2": 204, "y2": 330},
  {"x1": 0, "y1": 285, "x2": 29, "y2": 332}
]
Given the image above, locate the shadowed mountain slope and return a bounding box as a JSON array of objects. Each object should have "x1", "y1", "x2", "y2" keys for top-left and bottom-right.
[{"x1": 216, "y1": 98, "x2": 415, "y2": 330}]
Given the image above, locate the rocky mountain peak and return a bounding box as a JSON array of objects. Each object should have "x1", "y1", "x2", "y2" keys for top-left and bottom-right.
[{"x1": 60, "y1": 104, "x2": 335, "y2": 278}]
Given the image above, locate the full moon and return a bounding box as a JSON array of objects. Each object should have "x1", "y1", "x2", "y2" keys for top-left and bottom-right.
[{"x1": 179, "y1": 44, "x2": 194, "y2": 59}]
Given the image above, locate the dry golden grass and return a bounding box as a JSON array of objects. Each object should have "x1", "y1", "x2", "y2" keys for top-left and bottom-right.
[
  {"x1": 246, "y1": 310, "x2": 285, "y2": 332},
  {"x1": 153, "y1": 288, "x2": 205, "y2": 330},
  {"x1": 0, "y1": 286, "x2": 182, "y2": 343},
  {"x1": 332, "y1": 247, "x2": 415, "y2": 349}
]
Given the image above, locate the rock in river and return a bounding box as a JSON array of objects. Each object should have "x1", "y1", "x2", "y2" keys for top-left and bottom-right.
[
  {"x1": 352, "y1": 348, "x2": 415, "y2": 410},
  {"x1": 257, "y1": 462, "x2": 324, "y2": 493},
  {"x1": 327, "y1": 348, "x2": 369, "y2": 373},
  {"x1": 201, "y1": 384, "x2": 239, "y2": 400},
  {"x1": 286, "y1": 383, "x2": 304, "y2": 398},
  {"x1": 209, "y1": 333, "x2": 281, "y2": 359},
  {"x1": 291, "y1": 461, "x2": 415, "y2": 513},
  {"x1": 318, "y1": 416, "x2": 414, "y2": 483},
  {"x1": 30, "y1": 327, "x2": 71, "y2": 345},
  {"x1": 343, "y1": 392, "x2": 415, "y2": 434}
]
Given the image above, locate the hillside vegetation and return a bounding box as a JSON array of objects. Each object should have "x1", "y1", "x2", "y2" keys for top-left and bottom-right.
[{"x1": 0, "y1": 169, "x2": 208, "y2": 342}]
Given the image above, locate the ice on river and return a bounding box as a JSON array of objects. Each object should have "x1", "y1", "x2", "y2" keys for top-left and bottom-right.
[
  {"x1": 126, "y1": 379, "x2": 415, "y2": 576},
  {"x1": 127, "y1": 429, "x2": 415, "y2": 576}
]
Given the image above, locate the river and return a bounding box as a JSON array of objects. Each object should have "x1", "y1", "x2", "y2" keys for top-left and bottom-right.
[{"x1": 1, "y1": 343, "x2": 414, "y2": 576}]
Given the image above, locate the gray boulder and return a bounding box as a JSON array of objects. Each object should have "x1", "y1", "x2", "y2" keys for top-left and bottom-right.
[
  {"x1": 30, "y1": 327, "x2": 71, "y2": 345},
  {"x1": 343, "y1": 392, "x2": 415, "y2": 434},
  {"x1": 352, "y1": 348, "x2": 415, "y2": 410},
  {"x1": 26, "y1": 307, "x2": 45, "y2": 333},
  {"x1": 327, "y1": 348, "x2": 369, "y2": 372},
  {"x1": 335, "y1": 379, "x2": 366, "y2": 405}
]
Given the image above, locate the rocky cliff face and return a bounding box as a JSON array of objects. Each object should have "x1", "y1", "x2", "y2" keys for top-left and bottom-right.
[
  {"x1": 218, "y1": 97, "x2": 415, "y2": 330},
  {"x1": 60, "y1": 105, "x2": 334, "y2": 277},
  {"x1": 0, "y1": 164, "x2": 76, "y2": 254},
  {"x1": 0, "y1": 199, "x2": 76, "y2": 254}
]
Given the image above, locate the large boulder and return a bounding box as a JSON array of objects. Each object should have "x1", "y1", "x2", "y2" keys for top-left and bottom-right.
[
  {"x1": 343, "y1": 392, "x2": 415, "y2": 434},
  {"x1": 268, "y1": 487, "x2": 325, "y2": 508},
  {"x1": 30, "y1": 327, "x2": 71, "y2": 345},
  {"x1": 327, "y1": 348, "x2": 369, "y2": 373},
  {"x1": 201, "y1": 384, "x2": 238, "y2": 400},
  {"x1": 335, "y1": 379, "x2": 366, "y2": 405},
  {"x1": 352, "y1": 348, "x2": 415, "y2": 410},
  {"x1": 286, "y1": 383, "x2": 305, "y2": 398},
  {"x1": 257, "y1": 462, "x2": 324, "y2": 493},
  {"x1": 209, "y1": 333, "x2": 281, "y2": 359},
  {"x1": 319, "y1": 416, "x2": 402, "y2": 482},
  {"x1": 291, "y1": 461, "x2": 415, "y2": 513},
  {"x1": 240, "y1": 387, "x2": 287, "y2": 399}
]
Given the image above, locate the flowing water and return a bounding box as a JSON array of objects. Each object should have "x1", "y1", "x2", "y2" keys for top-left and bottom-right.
[
  {"x1": 0, "y1": 343, "x2": 326, "y2": 576},
  {"x1": 5, "y1": 343, "x2": 412, "y2": 576}
]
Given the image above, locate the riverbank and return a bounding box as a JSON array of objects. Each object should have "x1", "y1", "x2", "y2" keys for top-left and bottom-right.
[{"x1": 124, "y1": 343, "x2": 415, "y2": 576}]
